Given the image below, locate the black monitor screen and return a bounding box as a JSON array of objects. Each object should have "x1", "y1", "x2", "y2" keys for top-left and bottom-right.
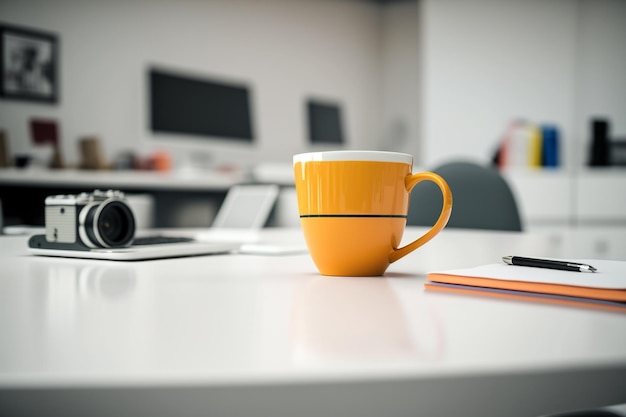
[
  {"x1": 149, "y1": 68, "x2": 254, "y2": 141},
  {"x1": 307, "y1": 99, "x2": 345, "y2": 144}
]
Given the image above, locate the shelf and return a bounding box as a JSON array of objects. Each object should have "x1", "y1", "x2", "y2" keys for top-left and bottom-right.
[{"x1": 0, "y1": 167, "x2": 246, "y2": 191}]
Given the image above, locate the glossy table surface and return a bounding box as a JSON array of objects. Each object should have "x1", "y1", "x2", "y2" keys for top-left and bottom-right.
[{"x1": 1, "y1": 227, "x2": 625, "y2": 417}]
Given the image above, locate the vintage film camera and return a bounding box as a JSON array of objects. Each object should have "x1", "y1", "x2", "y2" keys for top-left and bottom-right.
[{"x1": 43, "y1": 189, "x2": 136, "y2": 249}]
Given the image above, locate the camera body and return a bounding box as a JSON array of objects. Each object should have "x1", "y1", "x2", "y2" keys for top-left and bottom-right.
[{"x1": 45, "y1": 189, "x2": 136, "y2": 249}]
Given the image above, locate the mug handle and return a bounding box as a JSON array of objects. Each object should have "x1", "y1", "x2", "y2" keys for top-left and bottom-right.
[{"x1": 389, "y1": 172, "x2": 452, "y2": 263}]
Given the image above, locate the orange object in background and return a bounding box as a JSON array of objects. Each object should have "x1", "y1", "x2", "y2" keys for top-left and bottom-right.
[{"x1": 150, "y1": 150, "x2": 171, "y2": 171}]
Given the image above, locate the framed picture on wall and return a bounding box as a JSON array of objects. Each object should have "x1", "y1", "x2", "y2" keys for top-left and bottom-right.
[{"x1": 0, "y1": 23, "x2": 59, "y2": 104}]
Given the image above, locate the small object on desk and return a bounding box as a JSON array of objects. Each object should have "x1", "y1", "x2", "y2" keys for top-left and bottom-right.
[{"x1": 502, "y1": 256, "x2": 597, "y2": 273}]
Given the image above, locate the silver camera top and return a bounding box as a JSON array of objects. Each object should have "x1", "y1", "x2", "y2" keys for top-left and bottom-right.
[
  {"x1": 46, "y1": 189, "x2": 127, "y2": 206},
  {"x1": 44, "y1": 189, "x2": 135, "y2": 248}
]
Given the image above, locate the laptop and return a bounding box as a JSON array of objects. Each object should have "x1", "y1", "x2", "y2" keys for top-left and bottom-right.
[{"x1": 28, "y1": 184, "x2": 282, "y2": 261}]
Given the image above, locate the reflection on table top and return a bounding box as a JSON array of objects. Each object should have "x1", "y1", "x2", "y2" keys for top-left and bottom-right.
[{"x1": 0, "y1": 227, "x2": 625, "y2": 417}]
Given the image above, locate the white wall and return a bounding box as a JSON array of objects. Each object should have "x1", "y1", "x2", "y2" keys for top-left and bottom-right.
[
  {"x1": 419, "y1": 0, "x2": 626, "y2": 171},
  {"x1": 420, "y1": 0, "x2": 578, "y2": 169},
  {"x1": 574, "y1": 0, "x2": 626, "y2": 168},
  {"x1": 379, "y1": 0, "x2": 421, "y2": 158},
  {"x1": 3, "y1": 0, "x2": 622, "y2": 176},
  {"x1": 0, "y1": 0, "x2": 385, "y2": 169}
]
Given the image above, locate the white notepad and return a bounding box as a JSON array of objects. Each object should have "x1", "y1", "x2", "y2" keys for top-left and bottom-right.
[
  {"x1": 430, "y1": 259, "x2": 626, "y2": 290},
  {"x1": 425, "y1": 259, "x2": 626, "y2": 311}
]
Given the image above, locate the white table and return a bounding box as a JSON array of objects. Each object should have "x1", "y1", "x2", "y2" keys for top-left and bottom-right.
[{"x1": 1, "y1": 227, "x2": 625, "y2": 417}]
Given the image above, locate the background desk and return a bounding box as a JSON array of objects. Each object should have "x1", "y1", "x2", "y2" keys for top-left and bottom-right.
[
  {"x1": 1, "y1": 227, "x2": 625, "y2": 417},
  {"x1": 0, "y1": 167, "x2": 248, "y2": 228}
]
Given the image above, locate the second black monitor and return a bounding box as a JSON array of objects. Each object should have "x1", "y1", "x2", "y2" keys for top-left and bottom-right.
[{"x1": 307, "y1": 99, "x2": 345, "y2": 145}]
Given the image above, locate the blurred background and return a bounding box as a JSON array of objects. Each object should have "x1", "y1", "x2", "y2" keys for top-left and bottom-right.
[{"x1": 0, "y1": 0, "x2": 625, "y2": 239}]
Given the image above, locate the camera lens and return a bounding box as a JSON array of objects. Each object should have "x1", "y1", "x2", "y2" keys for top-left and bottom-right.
[
  {"x1": 84, "y1": 200, "x2": 135, "y2": 248},
  {"x1": 98, "y1": 202, "x2": 135, "y2": 246}
]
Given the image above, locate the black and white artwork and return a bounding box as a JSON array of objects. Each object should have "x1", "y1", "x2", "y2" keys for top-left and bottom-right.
[{"x1": 0, "y1": 23, "x2": 58, "y2": 103}]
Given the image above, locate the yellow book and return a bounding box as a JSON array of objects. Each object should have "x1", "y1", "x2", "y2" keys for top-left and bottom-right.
[{"x1": 528, "y1": 125, "x2": 542, "y2": 168}]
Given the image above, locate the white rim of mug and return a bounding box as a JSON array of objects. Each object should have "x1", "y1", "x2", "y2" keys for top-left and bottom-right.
[{"x1": 293, "y1": 150, "x2": 412, "y2": 165}]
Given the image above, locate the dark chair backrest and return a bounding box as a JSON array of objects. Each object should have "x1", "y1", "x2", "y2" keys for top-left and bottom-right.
[{"x1": 407, "y1": 160, "x2": 523, "y2": 231}]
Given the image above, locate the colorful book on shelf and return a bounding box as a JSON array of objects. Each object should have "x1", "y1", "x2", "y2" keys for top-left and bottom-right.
[
  {"x1": 425, "y1": 259, "x2": 626, "y2": 312},
  {"x1": 528, "y1": 125, "x2": 543, "y2": 168}
]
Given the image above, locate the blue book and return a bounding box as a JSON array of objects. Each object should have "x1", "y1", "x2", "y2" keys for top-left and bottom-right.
[{"x1": 541, "y1": 125, "x2": 559, "y2": 167}]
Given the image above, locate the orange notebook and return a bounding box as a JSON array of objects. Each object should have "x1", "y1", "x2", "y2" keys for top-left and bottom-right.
[{"x1": 426, "y1": 259, "x2": 626, "y2": 312}]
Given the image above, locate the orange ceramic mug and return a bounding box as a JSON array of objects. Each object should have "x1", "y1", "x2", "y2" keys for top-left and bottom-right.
[{"x1": 293, "y1": 150, "x2": 452, "y2": 276}]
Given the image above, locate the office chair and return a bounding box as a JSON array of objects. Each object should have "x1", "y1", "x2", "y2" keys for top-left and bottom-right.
[{"x1": 407, "y1": 160, "x2": 523, "y2": 231}]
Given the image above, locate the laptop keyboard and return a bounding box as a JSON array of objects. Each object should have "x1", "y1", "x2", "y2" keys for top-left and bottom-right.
[{"x1": 133, "y1": 235, "x2": 195, "y2": 246}]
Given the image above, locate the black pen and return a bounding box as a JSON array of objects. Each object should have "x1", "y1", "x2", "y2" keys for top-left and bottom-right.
[{"x1": 502, "y1": 256, "x2": 597, "y2": 273}]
